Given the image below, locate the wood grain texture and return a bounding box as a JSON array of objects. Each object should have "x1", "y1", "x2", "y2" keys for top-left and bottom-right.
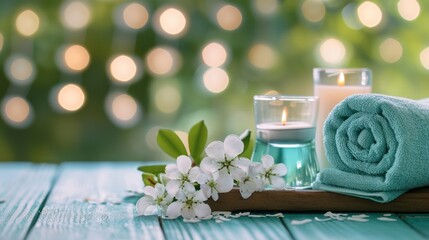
[
  {"x1": 282, "y1": 213, "x2": 426, "y2": 240},
  {"x1": 0, "y1": 163, "x2": 56, "y2": 240},
  {"x1": 162, "y1": 216, "x2": 291, "y2": 240},
  {"x1": 26, "y1": 162, "x2": 164, "y2": 240},
  {"x1": 400, "y1": 214, "x2": 429, "y2": 238},
  {"x1": 208, "y1": 188, "x2": 429, "y2": 212}
]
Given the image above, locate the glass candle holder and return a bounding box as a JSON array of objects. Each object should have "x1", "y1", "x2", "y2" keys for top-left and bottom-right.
[
  {"x1": 313, "y1": 68, "x2": 372, "y2": 170},
  {"x1": 251, "y1": 95, "x2": 319, "y2": 189}
]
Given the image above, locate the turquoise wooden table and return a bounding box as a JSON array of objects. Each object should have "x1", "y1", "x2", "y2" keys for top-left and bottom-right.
[{"x1": 1, "y1": 162, "x2": 429, "y2": 240}]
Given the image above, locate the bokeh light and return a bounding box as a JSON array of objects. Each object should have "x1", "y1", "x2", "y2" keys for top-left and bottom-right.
[
  {"x1": 146, "y1": 46, "x2": 181, "y2": 76},
  {"x1": 1, "y1": 96, "x2": 33, "y2": 128},
  {"x1": 301, "y1": 0, "x2": 326, "y2": 23},
  {"x1": 216, "y1": 4, "x2": 242, "y2": 31},
  {"x1": 60, "y1": 1, "x2": 91, "y2": 30},
  {"x1": 202, "y1": 42, "x2": 228, "y2": 67},
  {"x1": 419, "y1": 47, "x2": 429, "y2": 70},
  {"x1": 60, "y1": 44, "x2": 90, "y2": 72},
  {"x1": 106, "y1": 92, "x2": 141, "y2": 128},
  {"x1": 16, "y1": 9, "x2": 40, "y2": 37},
  {"x1": 397, "y1": 0, "x2": 420, "y2": 21},
  {"x1": 357, "y1": 1, "x2": 382, "y2": 28},
  {"x1": 248, "y1": 43, "x2": 277, "y2": 69},
  {"x1": 118, "y1": 2, "x2": 149, "y2": 30},
  {"x1": 108, "y1": 55, "x2": 142, "y2": 84},
  {"x1": 253, "y1": 0, "x2": 278, "y2": 15},
  {"x1": 379, "y1": 38, "x2": 403, "y2": 63},
  {"x1": 154, "y1": 84, "x2": 182, "y2": 114},
  {"x1": 202, "y1": 68, "x2": 229, "y2": 93},
  {"x1": 56, "y1": 84, "x2": 86, "y2": 112},
  {"x1": 5, "y1": 55, "x2": 36, "y2": 86},
  {"x1": 154, "y1": 6, "x2": 188, "y2": 38},
  {"x1": 319, "y1": 38, "x2": 346, "y2": 65}
]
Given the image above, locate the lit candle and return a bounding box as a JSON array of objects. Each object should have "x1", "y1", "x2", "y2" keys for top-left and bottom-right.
[
  {"x1": 256, "y1": 108, "x2": 316, "y2": 143},
  {"x1": 313, "y1": 68, "x2": 372, "y2": 169}
]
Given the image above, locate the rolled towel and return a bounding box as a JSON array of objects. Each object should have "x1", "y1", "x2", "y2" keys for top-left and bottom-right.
[{"x1": 312, "y1": 94, "x2": 429, "y2": 202}]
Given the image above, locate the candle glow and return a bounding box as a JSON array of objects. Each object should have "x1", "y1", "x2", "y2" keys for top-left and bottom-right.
[
  {"x1": 338, "y1": 72, "x2": 345, "y2": 87},
  {"x1": 281, "y1": 108, "x2": 287, "y2": 126}
]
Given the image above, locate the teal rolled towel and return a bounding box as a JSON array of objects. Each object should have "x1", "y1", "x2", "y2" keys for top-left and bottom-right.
[{"x1": 312, "y1": 94, "x2": 429, "y2": 202}]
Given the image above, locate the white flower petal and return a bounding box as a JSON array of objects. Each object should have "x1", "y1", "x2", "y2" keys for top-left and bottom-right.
[
  {"x1": 215, "y1": 171, "x2": 234, "y2": 193},
  {"x1": 239, "y1": 189, "x2": 252, "y2": 199},
  {"x1": 261, "y1": 155, "x2": 275, "y2": 168},
  {"x1": 154, "y1": 183, "x2": 166, "y2": 195},
  {"x1": 142, "y1": 186, "x2": 157, "y2": 198},
  {"x1": 273, "y1": 163, "x2": 288, "y2": 176},
  {"x1": 144, "y1": 205, "x2": 158, "y2": 216},
  {"x1": 230, "y1": 166, "x2": 245, "y2": 180},
  {"x1": 201, "y1": 184, "x2": 212, "y2": 199},
  {"x1": 200, "y1": 158, "x2": 218, "y2": 172},
  {"x1": 195, "y1": 190, "x2": 208, "y2": 202},
  {"x1": 165, "y1": 165, "x2": 181, "y2": 179},
  {"x1": 205, "y1": 141, "x2": 226, "y2": 159},
  {"x1": 182, "y1": 207, "x2": 196, "y2": 219},
  {"x1": 166, "y1": 201, "x2": 183, "y2": 219},
  {"x1": 136, "y1": 196, "x2": 154, "y2": 215},
  {"x1": 224, "y1": 135, "x2": 244, "y2": 158},
  {"x1": 166, "y1": 180, "x2": 181, "y2": 196},
  {"x1": 236, "y1": 157, "x2": 251, "y2": 170},
  {"x1": 177, "y1": 155, "x2": 192, "y2": 174},
  {"x1": 162, "y1": 195, "x2": 174, "y2": 206},
  {"x1": 271, "y1": 176, "x2": 286, "y2": 190},
  {"x1": 197, "y1": 172, "x2": 209, "y2": 185},
  {"x1": 188, "y1": 167, "x2": 201, "y2": 182},
  {"x1": 183, "y1": 182, "x2": 196, "y2": 193},
  {"x1": 212, "y1": 190, "x2": 219, "y2": 201},
  {"x1": 194, "y1": 203, "x2": 212, "y2": 218}
]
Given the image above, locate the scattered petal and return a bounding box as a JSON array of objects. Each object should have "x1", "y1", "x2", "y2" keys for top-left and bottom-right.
[
  {"x1": 218, "y1": 216, "x2": 231, "y2": 221},
  {"x1": 212, "y1": 211, "x2": 232, "y2": 216},
  {"x1": 183, "y1": 218, "x2": 201, "y2": 223},
  {"x1": 248, "y1": 214, "x2": 266, "y2": 218},
  {"x1": 315, "y1": 217, "x2": 332, "y2": 222},
  {"x1": 215, "y1": 219, "x2": 224, "y2": 223},
  {"x1": 377, "y1": 217, "x2": 397, "y2": 222},
  {"x1": 352, "y1": 214, "x2": 369, "y2": 218},
  {"x1": 347, "y1": 217, "x2": 369, "y2": 222},
  {"x1": 383, "y1": 213, "x2": 393, "y2": 217},
  {"x1": 266, "y1": 213, "x2": 284, "y2": 218},
  {"x1": 291, "y1": 219, "x2": 312, "y2": 225}
]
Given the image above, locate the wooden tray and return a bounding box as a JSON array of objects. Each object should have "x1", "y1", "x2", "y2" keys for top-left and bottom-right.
[{"x1": 207, "y1": 187, "x2": 429, "y2": 212}]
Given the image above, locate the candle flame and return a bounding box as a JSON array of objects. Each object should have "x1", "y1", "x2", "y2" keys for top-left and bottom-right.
[
  {"x1": 281, "y1": 108, "x2": 287, "y2": 126},
  {"x1": 337, "y1": 72, "x2": 345, "y2": 87}
]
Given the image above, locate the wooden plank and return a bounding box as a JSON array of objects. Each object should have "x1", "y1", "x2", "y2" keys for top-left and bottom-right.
[
  {"x1": 283, "y1": 213, "x2": 425, "y2": 240},
  {"x1": 207, "y1": 188, "x2": 429, "y2": 212},
  {"x1": 0, "y1": 163, "x2": 56, "y2": 240},
  {"x1": 400, "y1": 214, "x2": 429, "y2": 238},
  {"x1": 27, "y1": 162, "x2": 164, "y2": 240},
  {"x1": 162, "y1": 216, "x2": 292, "y2": 240}
]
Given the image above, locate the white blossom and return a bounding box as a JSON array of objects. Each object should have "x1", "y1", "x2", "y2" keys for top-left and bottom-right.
[
  {"x1": 197, "y1": 166, "x2": 233, "y2": 201},
  {"x1": 166, "y1": 186, "x2": 212, "y2": 219},
  {"x1": 165, "y1": 155, "x2": 200, "y2": 196},
  {"x1": 236, "y1": 164, "x2": 265, "y2": 199},
  {"x1": 259, "y1": 155, "x2": 287, "y2": 189},
  {"x1": 136, "y1": 183, "x2": 173, "y2": 216}
]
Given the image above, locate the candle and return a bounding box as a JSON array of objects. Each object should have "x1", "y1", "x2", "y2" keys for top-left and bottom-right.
[
  {"x1": 313, "y1": 68, "x2": 372, "y2": 169},
  {"x1": 256, "y1": 121, "x2": 315, "y2": 143}
]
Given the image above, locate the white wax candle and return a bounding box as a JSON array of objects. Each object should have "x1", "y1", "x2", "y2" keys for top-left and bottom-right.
[
  {"x1": 314, "y1": 85, "x2": 371, "y2": 169},
  {"x1": 256, "y1": 121, "x2": 316, "y2": 143}
]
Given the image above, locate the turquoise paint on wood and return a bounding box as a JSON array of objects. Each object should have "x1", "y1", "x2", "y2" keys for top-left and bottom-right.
[
  {"x1": 0, "y1": 163, "x2": 56, "y2": 240},
  {"x1": 282, "y1": 213, "x2": 425, "y2": 240},
  {"x1": 401, "y1": 214, "x2": 429, "y2": 238},
  {"x1": 26, "y1": 162, "x2": 164, "y2": 240},
  {"x1": 162, "y1": 216, "x2": 292, "y2": 240}
]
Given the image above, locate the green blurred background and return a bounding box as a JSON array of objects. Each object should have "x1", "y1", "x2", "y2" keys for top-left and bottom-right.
[{"x1": 0, "y1": 0, "x2": 428, "y2": 162}]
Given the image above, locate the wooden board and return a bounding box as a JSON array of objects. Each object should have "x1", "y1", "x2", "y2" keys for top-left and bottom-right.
[
  {"x1": 0, "y1": 163, "x2": 57, "y2": 240},
  {"x1": 207, "y1": 188, "x2": 429, "y2": 212},
  {"x1": 26, "y1": 162, "x2": 165, "y2": 240}
]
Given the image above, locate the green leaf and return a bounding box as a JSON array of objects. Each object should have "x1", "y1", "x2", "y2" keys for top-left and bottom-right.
[
  {"x1": 137, "y1": 165, "x2": 166, "y2": 175},
  {"x1": 142, "y1": 172, "x2": 158, "y2": 187},
  {"x1": 188, "y1": 121, "x2": 208, "y2": 165},
  {"x1": 157, "y1": 129, "x2": 188, "y2": 159},
  {"x1": 239, "y1": 129, "x2": 252, "y2": 156}
]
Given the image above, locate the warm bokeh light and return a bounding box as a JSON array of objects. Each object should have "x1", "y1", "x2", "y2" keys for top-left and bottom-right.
[
  {"x1": 203, "y1": 68, "x2": 229, "y2": 93},
  {"x1": 122, "y1": 2, "x2": 149, "y2": 29},
  {"x1": 57, "y1": 84, "x2": 86, "y2": 112},
  {"x1": 5, "y1": 55, "x2": 36, "y2": 85},
  {"x1": 202, "y1": 42, "x2": 228, "y2": 67},
  {"x1": 106, "y1": 93, "x2": 141, "y2": 128},
  {"x1": 1, "y1": 96, "x2": 33, "y2": 128},
  {"x1": 248, "y1": 43, "x2": 277, "y2": 69},
  {"x1": 63, "y1": 44, "x2": 90, "y2": 72},
  {"x1": 419, "y1": 47, "x2": 429, "y2": 70},
  {"x1": 16, "y1": 9, "x2": 40, "y2": 37},
  {"x1": 301, "y1": 0, "x2": 326, "y2": 23},
  {"x1": 216, "y1": 4, "x2": 242, "y2": 31},
  {"x1": 379, "y1": 38, "x2": 403, "y2": 63},
  {"x1": 146, "y1": 46, "x2": 181, "y2": 76},
  {"x1": 397, "y1": 0, "x2": 420, "y2": 21},
  {"x1": 154, "y1": 85, "x2": 182, "y2": 113},
  {"x1": 319, "y1": 38, "x2": 346, "y2": 65},
  {"x1": 154, "y1": 7, "x2": 188, "y2": 37},
  {"x1": 0, "y1": 33, "x2": 3, "y2": 51},
  {"x1": 253, "y1": 0, "x2": 278, "y2": 15},
  {"x1": 108, "y1": 55, "x2": 141, "y2": 84},
  {"x1": 357, "y1": 1, "x2": 382, "y2": 28},
  {"x1": 60, "y1": 1, "x2": 91, "y2": 30}
]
